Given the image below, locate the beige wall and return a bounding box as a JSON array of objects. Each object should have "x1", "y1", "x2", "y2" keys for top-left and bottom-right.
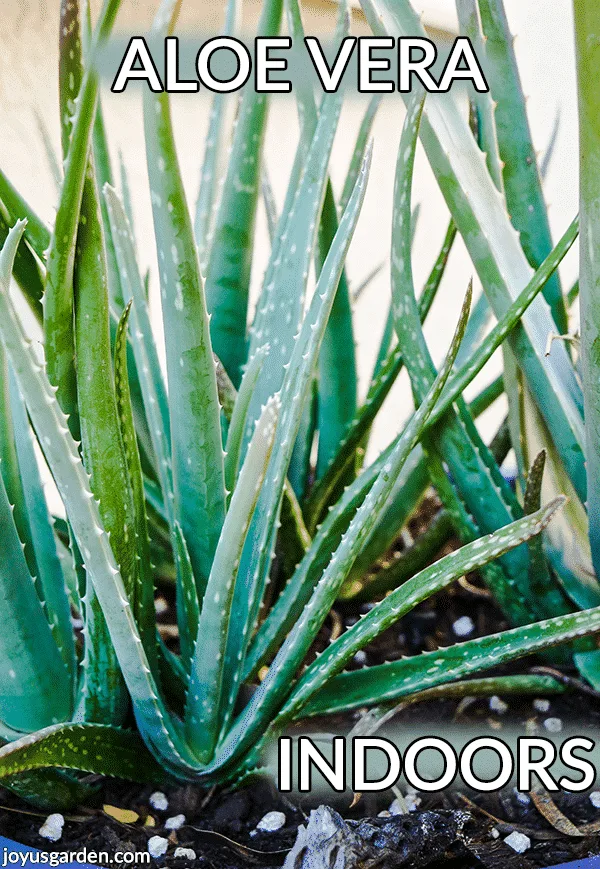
[{"x1": 3, "y1": 0, "x2": 574, "y2": 472}]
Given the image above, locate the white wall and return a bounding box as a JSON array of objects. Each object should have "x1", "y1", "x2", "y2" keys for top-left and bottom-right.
[{"x1": 0, "y1": 0, "x2": 579, "y2": 474}]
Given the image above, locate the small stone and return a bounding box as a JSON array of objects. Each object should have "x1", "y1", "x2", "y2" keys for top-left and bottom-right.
[
  {"x1": 155, "y1": 597, "x2": 169, "y2": 615},
  {"x1": 533, "y1": 698, "x2": 550, "y2": 713},
  {"x1": 165, "y1": 814, "x2": 186, "y2": 831},
  {"x1": 489, "y1": 696, "x2": 508, "y2": 714},
  {"x1": 514, "y1": 788, "x2": 531, "y2": 805},
  {"x1": 39, "y1": 813, "x2": 64, "y2": 842},
  {"x1": 491, "y1": 828, "x2": 500, "y2": 839},
  {"x1": 543, "y1": 717, "x2": 563, "y2": 733},
  {"x1": 504, "y1": 831, "x2": 531, "y2": 854},
  {"x1": 590, "y1": 791, "x2": 600, "y2": 809},
  {"x1": 254, "y1": 811, "x2": 286, "y2": 833},
  {"x1": 377, "y1": 810, "x2": 391, "y2": 818},
  {"x1": 452, "y1": 616, "x2": 474, "y2": 638},
  {"x1": 149, "y1": 791, "x2": 169, "y2": 811},
  {"x1": 147, "y1": 836, "x2": 169, "y2": 858},
  {"x1": 174, "y1": 848, "x2": 196, "y2": 860},
  {"x1": 405, "y1": 794, "x2": 421, "y2": 812},
  {"x1": 353, "y1": 650, "x2": 368, "y2": 666}
]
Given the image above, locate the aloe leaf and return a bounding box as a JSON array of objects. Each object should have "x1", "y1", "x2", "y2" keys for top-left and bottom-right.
[
  {"x1": 305, "y1": 215, "x2": 457, "y2": 530},
  {"x1": 477, "y1": 0, "x2": 566, "y2": 333},
  {"x1": 0, "y1": 466, "x2": 71, "y2": 733},
  {"x1": 456, "y1": 0, "x2": 503, "y2": 190},
  {"x1": 523, "y1": 451, "x2": 568, "y2": 617},
  {"x1": 0, "y1": 724, "x2": 168, "y2": 785},
  {"x1": 0, "y1": 205, "x2": 44, "y2": 324},
  {"x1": 1, "y1": 767, "x2": 98, "y2": 813},
  {"x1": 118, "y1": 152, "x2": 136, "y2": 235},
  {"x1": 186, "y1": 396, "x2": 280, "y2": 762},
  {"x1": 74, "y1": 162, "x2": 138, "y2": 723},
  {"x1": 372, "y1": 208, "x2": 421, "y2": 378},
  {"x1": 541, "y1": 112, "x2": 561, "y2": 181},
  {"x1": 224, "y1": 346, "x2": 267, "y2": 496},
  {"x1": 114, "y1": 303, "x2": 157, "y2": 675},
  {"x1": 0, "y1": 169, "x2": 51, "y2": 260},
  {"x1": 340, "y1": 96, "x2": 382, "y2": 214},
  {"x1": 94, "y1": 105, "x2": 123, "y2": 313},
  {"x1": 103, "y1": 185, "x2": 173, "y2": 519},
  {"x1": 282, "y1": 499, "x2": 564, "y2": 722},
  {"x1": 346, "y1": 375, "x2": 505, "y2": 592},
  {"x1": 214, "y1": 283, "x2": 470, "y2": 769},
  {"x1": 360, "y1": 0, "x2": 585, "y2": 507},
  {"x1": 244, "y1": 439, "x2": 399, "y2": 680},
  {"x1": 288, "y1": 378, "x2": 317, "y2": 502},
  {"x1": 353, "y1": 261, "x2": 385, "y2": 303},
  {"x1": 0, "y1": 225, "x2": 72, "y2": 733},
  {"x1": 194, "y1": 0, "x2": 242, "y2": 269},
  {"x1": 287, "y1": 0, "x2": 358, "y2": 480},
  {"x1": 261, "y1": 166, "x2": 279, "y2": 246},
  {"x1": 522, "y1": 386, "x2": 599, "y2": 611},
  {"x1": 45, "y1": 0, "x2": 122, "y2": 427},
  {"x1": 204, "y1": 0, "x2": 283, "y2": 385},
  {"x1": 301, "y1": 589, "x2": 600, "y2": 718},
  {"x1": 172, "y1": 521, "x2": 200, "y2": 673},
  {"x1": 217, "y1": 350, "x2": 311, "y2": 576},
  {"x1": 430, "y1": 217, "x2": 579, "y2": 428},
  {"x1": 574, "y1": 1, "x2": 600, "y2": 581},
  {"x1": 315, "y1": 185, "x2": 358, "y2": 480},
  {"x1": 0, "y1": 222, "x2": 199, "y2": 776},
  {"x1": 455, "y1": 289, "x2": 493, "y2": 369},
  {"x1": 392, "y1": 93, "x2": 539, "y2": 626},
  {"x1": 34, "y1": 112, "x2": 62, "y2": 195},
  {"x1": 9, "y1": 373, "x2": 75, "y2": 682},
  {"x1": 245, "y1": 89, "x2": 344, "y2": 449},
  {"x1": 144, "y1": 1, "x2": 226, "y2": 595},
  {"x1": 0, "y1": 348, "x2": 37, "y2": 580},
  {"x1": 59, "y1": 0, "x2": 83, "y2": 159},
  {"x1": 220, "y1": 147, "x2": 372, "y2": 734}
]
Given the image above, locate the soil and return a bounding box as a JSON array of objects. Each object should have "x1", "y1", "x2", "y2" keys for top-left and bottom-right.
[{"x1": 3, "y1": 497, "x2": 600, "y2": 868}]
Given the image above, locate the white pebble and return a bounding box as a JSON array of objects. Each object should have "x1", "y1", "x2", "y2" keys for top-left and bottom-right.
[
  {"x1": 489, "y1": 696, "x2": 508, "y2": 714},
  {"x1": 165, "y1": 814, "x2": 186, "y2": 830},
  {"x1": 491, "y1": 828, "x2": 500, "y2": 839},
  {"x1": 504, "y1": 831, "x2": 531, "y2": 854},
  {"x1": 590, "y1": 791, "x2": 600, "y2": 809},
  {"x1": 405, "y1": 793, "x2": 421, "y2": 812},
  {"x1": 39, "y1": 813, "x2": 64, "y2": 842},
  {"x1": 354, "y1": 650, "x2": 368, "y2": 666},
  {"x1": 255, "y1": 811, "x2": 286, "y2": 833},
  {"x1": 543, "y1": 717, "x2": 563, "y2": 733},
  {"x1": 149, "y1": 791, "x2": 169, "y2": 811},
  {"x1": 452, "y1": 616, "x2": 474, "y2": 638},
  {"x1": 147, "y1": 836, "x2": 169, "y2": 858},
  {"x1": 533, "y1": 698, "x2": 550, "y2": 713},
  {"x1": 174, "y1": 847, "x2": 196, "y2": 860},
  {"x1": 514, "y1": 788, "x2": 531, "y2": 805}
]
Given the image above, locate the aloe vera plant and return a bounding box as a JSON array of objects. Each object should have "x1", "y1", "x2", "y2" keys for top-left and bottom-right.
[{"x1": 0, "y1": 0, "x2": 600, "y2": 808}]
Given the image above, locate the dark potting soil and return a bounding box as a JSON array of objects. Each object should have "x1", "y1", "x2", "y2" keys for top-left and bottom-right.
[{"x1": 3, "y1": 497, "x2": 600, "y2": 868}]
